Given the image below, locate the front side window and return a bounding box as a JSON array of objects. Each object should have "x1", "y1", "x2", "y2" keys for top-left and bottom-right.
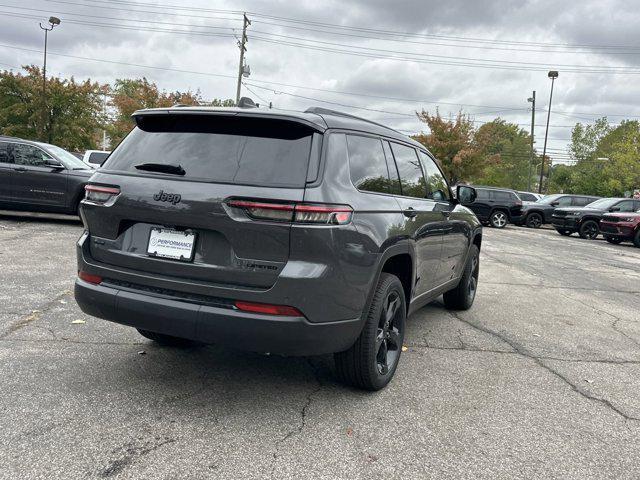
[
  {"x1": 555, "y1": 196, "x2": 572, "y2": 207},
  {"x1": 0, "y1": 142, "x2": 11, "y2": 163},
  {"x1": 615, "y1": 200, "x2": 636, "y2": 212},
  {"x1": 12, "y1": 144, "x2": 53, "y2": 167},
  {"x1": 390, "y1": 143, "x2": 426, "y2": 199},
  {"x1": 476, "y1": 188, "x2": 489, "y2": 200},
  {"x1": 418, "y1": 151, "x2": 450, "y2": 201},
  {"x1": 347, "y1": 135, "x2": 390, "y2": 194}
]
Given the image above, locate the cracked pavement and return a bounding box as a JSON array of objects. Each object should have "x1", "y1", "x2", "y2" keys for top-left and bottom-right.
[{"x1": 1, "y1": 214, "x2": 639, "y2": 479}]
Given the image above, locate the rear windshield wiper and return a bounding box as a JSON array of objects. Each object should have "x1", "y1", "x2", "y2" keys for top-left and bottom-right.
[{"x1": 134, "y1": 163, "x2": 186, "y2": 176}]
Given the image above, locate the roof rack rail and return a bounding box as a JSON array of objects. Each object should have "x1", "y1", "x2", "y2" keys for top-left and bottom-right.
[{"x1": 304, "y1": 107, "x2": 401, "y2": 134}]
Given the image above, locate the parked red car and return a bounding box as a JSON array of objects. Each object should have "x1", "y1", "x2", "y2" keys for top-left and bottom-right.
[{"x1": 600, "y1": 211, "x2": 640, "y2": 247}]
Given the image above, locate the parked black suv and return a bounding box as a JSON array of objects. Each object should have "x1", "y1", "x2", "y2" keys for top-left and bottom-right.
[
  {"x1": 552, "y1": 197, "x2": 640, "y2": 239},
  {"x1": 74, "y1": 105, "x2": 482, "y2": 390},
  {"x1": 0, "y1": 136, "x2": 93, "y2": 215},
  {"x1": 462, "y1": 186, "x2": 522, "y2": 228},
  {"x1": 517, "y1": 193, "x2": 599, "y2": 228}
]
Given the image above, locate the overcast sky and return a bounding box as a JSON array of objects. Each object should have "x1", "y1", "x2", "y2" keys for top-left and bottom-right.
[{"x1": 2, "y1": 0, "x2": 640, "y2": 161}]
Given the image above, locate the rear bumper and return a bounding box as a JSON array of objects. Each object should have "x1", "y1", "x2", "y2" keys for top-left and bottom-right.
[{"x1": 75, "y1": 279, "x2": 362, "y2": 356}]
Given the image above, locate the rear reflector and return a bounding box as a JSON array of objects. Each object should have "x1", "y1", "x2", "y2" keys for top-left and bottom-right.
[
  {"x1": 78, "y1": 271, "x2": 103, "y2": 285},
  {"x1": 234, "y1": 301, "x2": 303, "y2": 317},
  {"x1": 85, "y1": 184, "x2": 120, "y2": 205},
  {"x1": 227, "y1": 199, "x2": 352, "y2": 225}
]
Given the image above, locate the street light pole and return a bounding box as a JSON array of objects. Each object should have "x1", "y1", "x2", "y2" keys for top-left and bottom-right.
[
  {"x1": 39, "y1": 16, "x2": 61, "y2": 142},
  {"x1": 527, "y1": 91, "x2": 536, "y2": 192},
  {"x1": 539, "y1": 70, "x2": 558, "y2": 194},
  {"x1": 538, "y1": 70, "x2": 558, "y2": 193}
]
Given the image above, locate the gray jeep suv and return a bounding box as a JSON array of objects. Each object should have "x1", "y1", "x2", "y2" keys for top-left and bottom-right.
[{"x1": 74, "y1": 105, "x2": 482, "y2": 390}]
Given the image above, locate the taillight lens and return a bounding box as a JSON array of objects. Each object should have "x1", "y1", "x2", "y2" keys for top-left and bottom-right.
[
  {"x1": 85, "y1": 184, "x2": 120, "y2": 205},
  {"x1": 227, "y1": 199, "x2": 352, "y2": 225},
  {"x1": 227, "y1": 199, "x2": 295, "y2": 221},
  {"x1": 234, "y1": 300, "x2": 303, "y2": 317},
  {"x1": 294, "y1": 204, "x2": 352, "y2": 224},
  {"x1": 78, "y1": 270, "x2": 103, "y2": 285}
]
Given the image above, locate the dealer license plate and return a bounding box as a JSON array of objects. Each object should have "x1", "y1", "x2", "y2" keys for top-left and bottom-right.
[{"x1": 147, "y1": 228, "x2": 196, "y2": 262}]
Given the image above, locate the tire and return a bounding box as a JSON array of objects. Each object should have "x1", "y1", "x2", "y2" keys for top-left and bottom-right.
[
  {"x1": 137, "y1": 328, "x2": 199, "y2": 347},
  {"x1": 556, "y1": 229, "x2": 572, "y2": 236},
  {"x1": 334, "y1": 273, "x2": 406, "y2": 391},
  {"x1": 579, "y1": 220, "x2": 599, "y2": 240},
  {"x1": 525, "y1": 212, "x2": 543, "y2": 229},
  {"x1": 634, "y1": 229, "x2": 640, "y2": 248},
  {"x1": 489, "y1": 210, "x2": 508, "y2": 228},
  {"x1": 444, "y1": 245, "x2": 480, "y2": 311},
  {"x1": 605, "y1": 236, "x2": 623, "y2": 245}
]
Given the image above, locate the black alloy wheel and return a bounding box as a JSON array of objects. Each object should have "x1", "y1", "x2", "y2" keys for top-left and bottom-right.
[
  {"x1": 526, "y1": 213, "x2": 543, "y2": 228},
  {"x1": 376, "y1": 290, "x2": 403, "y2": 375},
  {"x1": 579, "y1": 220, "x2": 599, "y2": 240}
]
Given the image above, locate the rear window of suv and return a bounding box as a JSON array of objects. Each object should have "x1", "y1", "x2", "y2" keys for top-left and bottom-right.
[{"x1": 103, "y1": 115, "x2": 315, "y2": 188}]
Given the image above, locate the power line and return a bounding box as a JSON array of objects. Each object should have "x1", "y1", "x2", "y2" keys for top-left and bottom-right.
[
  {"x1": 26, "y1": 2, "x2": 640, "y2": 55},
  {"x1": 62, "y1": 0, "x2": 640, "y2": 51}
]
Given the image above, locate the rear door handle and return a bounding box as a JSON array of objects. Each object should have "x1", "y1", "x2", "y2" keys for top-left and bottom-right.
[{"x1": 403, "y1": 207, "x2": 418, "y2": 218}]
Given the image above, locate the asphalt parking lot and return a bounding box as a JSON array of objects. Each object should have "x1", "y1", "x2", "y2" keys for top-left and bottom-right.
[{"x1": 1, "y1": 214, "x2": 639, "y2": 479}]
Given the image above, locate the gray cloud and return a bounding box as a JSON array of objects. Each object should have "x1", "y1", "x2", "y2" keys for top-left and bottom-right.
[{"x1": 2, "y1": 0, "x2": 640, "y2": 156}]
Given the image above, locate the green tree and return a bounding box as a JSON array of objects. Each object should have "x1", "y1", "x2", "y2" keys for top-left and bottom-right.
[
  {"x1": 108, "y1": 78, "x2": 235, "y2": 145},
  {"x1": 413, "y1": 110, "x2": 481, "y2": 184},
  {"x1": 473, "y1": 119, "x2": 535, "y2": 190},
  {"x1": 0, "y1": 65, "x2": 106, "y2": 150}
]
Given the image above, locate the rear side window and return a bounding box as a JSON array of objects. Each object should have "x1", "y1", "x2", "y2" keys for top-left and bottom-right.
[
  {"x1": 518, "y1": 192, "x2": 537, "y2": 202},
  {"x1": 490, "y1": 190, "x2": 512, "y2": 202},
  {"x1": 572, "y1": 196, "x2": 591, "y2": 207},
  {"x1": 418, "y1": 151, "x2": 450, "y2": 201},
  {"x1": 390, "y1": 143, "x2": 426, "y2": 199},
  {"x1": 88, "y1": 152, "x2": 109, "y2": 164},
  {"x1": 0, "y1": 142, "x2": 11, "y2": 163},
  {"x1": 347, "y1": 135, "x2": 390, "y2": 194},
  {"x1": 104, "y1": 115, "x2": 315, "y2": 188}
]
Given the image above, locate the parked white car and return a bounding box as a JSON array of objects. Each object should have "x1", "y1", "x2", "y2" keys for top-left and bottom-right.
[{"x1": 82, "y1": 150, "x2": 110, "y2": 168}]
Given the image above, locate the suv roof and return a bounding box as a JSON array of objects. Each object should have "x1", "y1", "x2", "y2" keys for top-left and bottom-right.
[{"x1": 132, "y1": 105, "x2": 427, "y2": 151}]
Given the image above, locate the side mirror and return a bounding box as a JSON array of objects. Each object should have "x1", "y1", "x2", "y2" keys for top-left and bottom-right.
[
  {"x1": 609, "y1": 206, "x2": 620, "y2": 212},
  {"x1": 457, "y1": 185, "x2": 477, "y2": 205},
  {"x1": 550, "y1": 201, "x2": 559, "y2": 207},
  {"x1": 45, "y1": 158, "x2": 65, "y2": 169}
]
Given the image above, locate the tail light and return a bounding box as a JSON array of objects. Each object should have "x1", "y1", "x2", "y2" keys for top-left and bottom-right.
[
  {"x1": 85, "y1": 184, "x2": 120, "y2": 205},
  {"x1": 227, "y1": 199, "x2": 352, "y2": 225},
  {"x1": 234, "y1": 300, "x2": 303, "y2": 317},
  {"x1": 78, "y1": 270, "x2": 103, "y2": 285}
]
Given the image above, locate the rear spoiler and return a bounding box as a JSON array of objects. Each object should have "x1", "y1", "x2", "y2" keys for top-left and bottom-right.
[{"x1": 131, "y1": 107, "x2": 327, "y2": 133}]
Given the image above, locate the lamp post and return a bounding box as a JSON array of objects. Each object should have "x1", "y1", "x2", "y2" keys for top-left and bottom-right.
[
  {"x1": 539, "y1": 70, "x2": 558, "y2": 193},
  {"x1": 39, "y1": 16, "x2": 61, "y2": 142},
  {"x1": 527, "y1": 91, "x2": 536, "y2": 192}
]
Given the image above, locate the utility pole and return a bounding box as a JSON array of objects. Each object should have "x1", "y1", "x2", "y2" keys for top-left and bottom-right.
[
  {"x1": 527, "y1": 91, "x2": 535, "y2": 192},
  {"x1": 235, "y1": 13, "x2": 251, "y2": 105},
  {"x1": 539, "y1": 71, "x2": 558, "y2": 194},
  {"x1": 39, "y1": 16, "x2": 61, "y2": 142}
]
